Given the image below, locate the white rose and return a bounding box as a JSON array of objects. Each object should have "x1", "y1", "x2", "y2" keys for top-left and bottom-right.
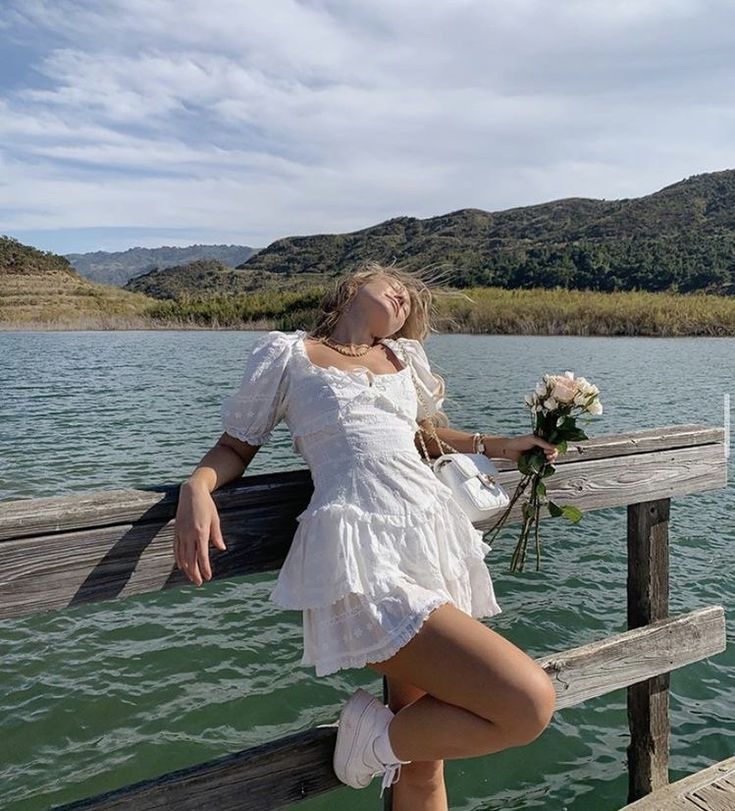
[
  {"x1": 544, "y1": 397, "x2": 558, "y2": 411},
  {"x1": 535, "y1": 380, "x2": 547, "y2": 396},
  {"x1": 524, "y1": 394, "x2": 535, "y2": 407},
  {"x1": 587, "y1": 399, "x2": 603, "y2": 415},
  {"x1": 579, "y1": 378, "x2": 599, "y2": 397},
  {"x1": 551, "y1": 377, "x2": 577, "y2": 404},
  {"x1": 563, "y1": 370, "x2": 575, "y2": 379}
]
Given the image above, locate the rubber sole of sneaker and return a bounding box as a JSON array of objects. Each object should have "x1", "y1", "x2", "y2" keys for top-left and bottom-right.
[{"x1": 333, "y1": 688, "x2": 383, "y2": 789}]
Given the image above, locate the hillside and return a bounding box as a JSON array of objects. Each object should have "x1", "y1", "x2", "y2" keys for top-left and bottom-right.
[
  {"x1": 65, "y1": 243, "x2": 259, "y2": 286},
  {"x1": 0, "y1": 236, "x2": 155, "y2": 326},
  {"x1": 2, "y1": 234, "x2": 734, "y2": 335},
  {"x1": 236, "y1": 169, "x2": 735, "y2": 294},
  {"x1": 123, "y1": 258, "x2": 331, "y2": 300}
]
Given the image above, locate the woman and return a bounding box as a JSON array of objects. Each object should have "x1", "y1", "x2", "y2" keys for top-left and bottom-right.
[{"x1": 174, "y1": 263, "x2": 558, "y2": 810}]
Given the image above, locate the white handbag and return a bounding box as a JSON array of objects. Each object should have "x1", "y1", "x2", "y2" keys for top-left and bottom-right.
[
  {"x1": 397, "y1": 341, "x2": 511, "y2": 524},
  {"x1": 431, "y1": 451, "x2": 510, "y2": 524}
]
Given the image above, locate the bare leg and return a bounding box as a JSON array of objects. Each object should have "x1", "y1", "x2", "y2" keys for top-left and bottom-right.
[
  {"x1": 384, "y1": 675, "x2": 447, "y2": 811},
  {"x1": 366, "y1": 602, "x2": 557, "y2": 764}
]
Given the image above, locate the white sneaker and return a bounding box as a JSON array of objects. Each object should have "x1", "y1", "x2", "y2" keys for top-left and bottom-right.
[{"x1": 333, "y1": 687, "x2": 408, "y2": 798}]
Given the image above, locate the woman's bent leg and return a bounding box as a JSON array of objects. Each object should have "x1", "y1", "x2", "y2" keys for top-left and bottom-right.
[
  {"x1": 385, "y1": 675, "x2": 447, "y2": 811},
  {"x1": 366, "y1": 602, "x2": 557, "y2": 763}
]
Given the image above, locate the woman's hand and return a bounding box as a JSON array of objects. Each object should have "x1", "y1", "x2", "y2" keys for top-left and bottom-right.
[
  {"x1": 174, "y1": 481, "x2": 227, "y2": 586},
  {"x1": 494, "y1": 434, "x2": 559, "y2": 465}
]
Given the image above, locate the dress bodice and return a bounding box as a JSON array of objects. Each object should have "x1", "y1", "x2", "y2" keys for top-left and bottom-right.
[
  {"x1": 221, "y1": 329, "x2": 447, "y2": 452},
  {"x1": 221, "y1": 327, "x2": 454, "y2": 521},
  {"x1": 286, "y1": 332, "x2": 419, "y2": 462}
]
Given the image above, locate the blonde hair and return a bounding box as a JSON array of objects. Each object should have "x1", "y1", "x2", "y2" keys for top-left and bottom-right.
[
  {"x1": 308, "y1": 260, "x2": 446, "y2": 342},
  {"x1": 308, "y1": 260, "x2": 453, "y2": 426}
]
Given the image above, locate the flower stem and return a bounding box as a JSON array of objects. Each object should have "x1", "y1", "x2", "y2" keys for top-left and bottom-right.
[
  {"x1": 534, "y1": 494, "x2": 542, "y2": 571},
  {"x1": 484, "y1": 472, "x2": 531, "y2": 547}
]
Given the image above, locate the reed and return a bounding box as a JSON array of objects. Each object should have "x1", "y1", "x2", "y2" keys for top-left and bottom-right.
[{"x1": 1, "y1": 283, "x2": 733, "y2": 335}]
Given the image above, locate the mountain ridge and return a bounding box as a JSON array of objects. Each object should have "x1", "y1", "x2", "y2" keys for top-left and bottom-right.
[
  {"x1": 65, "y1": 243, "x2": 259, "y2": 286},
  {"x1": 4, "y1": 168, "x2": 735, "y2": 295}
]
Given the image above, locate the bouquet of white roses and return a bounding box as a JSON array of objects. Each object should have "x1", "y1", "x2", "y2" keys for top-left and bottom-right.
[{"x1": 485, "y1": 371, "x2": 603, "y2": 572}]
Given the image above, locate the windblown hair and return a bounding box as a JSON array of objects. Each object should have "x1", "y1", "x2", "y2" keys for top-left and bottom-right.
[
  {"x1": 308, "y1": 260, "x2": 448, "y2": 342},
  {"x1": 308, "y1": 260, "x2": 454, "y2": 427}
]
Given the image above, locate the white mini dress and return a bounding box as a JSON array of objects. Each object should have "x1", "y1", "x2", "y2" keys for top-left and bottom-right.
[{"x1": 221, "y1": 329, "x2": 502, "y2": 677}]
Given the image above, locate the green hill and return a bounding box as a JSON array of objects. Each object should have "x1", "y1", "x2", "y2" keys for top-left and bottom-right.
[
  {"x1": 2, "y1": 234, "x2": 734, "y2": 335},
  {"x1": 236, "y1": 169, "x2": 735, "y2": 294},
  {"x1": 0, "y1": 235, "x2": 154, "y2": 326},
  {"x1": 122, "y1": 258, "x2": 331, "y2": 300}
]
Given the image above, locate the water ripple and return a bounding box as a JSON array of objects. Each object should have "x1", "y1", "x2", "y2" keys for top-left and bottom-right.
[{"x1": 1, "y1": 331, "x2": 732, "y2": 811}]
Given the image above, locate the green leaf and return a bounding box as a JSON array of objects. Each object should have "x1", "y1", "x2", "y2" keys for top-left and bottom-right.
[
  {"x1": 541, "y1": 463, "x2": 556, "y2": 478},
  {"x1": 535, "y1": 480, "x2": 546, "y2": 498},
  {"x1": 561, "y1": 505, "x2": 584, "y2": 523},
  {"x1": 561, "y1": 428, "x2": 588, "y2": 442},
  {"x1": 555, "y1": 440, "x2": 568, "y2": 454},
  {"x1": 517, "y1": 454, "x2": 531, "y2": 475},
  {"x1": 527, "y1": 450, "x2": 545, "y2": 474},
  {"x1": 547, "y1": 500, "x2": 563, "y2": 517}
]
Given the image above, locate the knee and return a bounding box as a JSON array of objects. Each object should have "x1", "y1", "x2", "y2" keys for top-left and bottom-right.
[
  {"x1": 400, "y1": 758, "x2": 444, "y2": 789},
  {"x1": 510, "y1": 671, "x2": 557, "y2": 745}
]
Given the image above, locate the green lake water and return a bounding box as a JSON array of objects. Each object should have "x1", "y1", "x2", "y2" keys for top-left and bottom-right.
[{"x1": 0, "y1": 330, "x2": 732, "y2": 810}]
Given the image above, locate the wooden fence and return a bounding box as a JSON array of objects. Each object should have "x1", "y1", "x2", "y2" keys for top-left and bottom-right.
[{"x1": 0, "y1": 423, "x2": 728, "y2": 809}]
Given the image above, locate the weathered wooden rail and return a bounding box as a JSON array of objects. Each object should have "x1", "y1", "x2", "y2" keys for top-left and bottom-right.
[{"x1": 0, "y1": 423, "x2": 729, "y2": 810}]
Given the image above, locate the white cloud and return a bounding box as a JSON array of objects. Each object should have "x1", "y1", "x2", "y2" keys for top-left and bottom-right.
[{"x1": 1, "y1": 0, "x2": 734, "y2": 251}]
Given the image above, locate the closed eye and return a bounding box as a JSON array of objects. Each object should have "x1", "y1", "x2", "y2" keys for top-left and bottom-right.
[{"x1": 389, "y1": 284, "x2": 408, "y2": 307}]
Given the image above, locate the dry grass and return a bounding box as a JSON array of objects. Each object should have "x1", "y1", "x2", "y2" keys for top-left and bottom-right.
[{"x1": 1, "y1": 274, "x2": 734, "y2": 335}]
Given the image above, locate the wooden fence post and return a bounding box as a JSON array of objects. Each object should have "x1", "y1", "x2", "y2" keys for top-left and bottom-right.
[{"x1": 626, "y1": 497, "x2": 671, "y2": 804}]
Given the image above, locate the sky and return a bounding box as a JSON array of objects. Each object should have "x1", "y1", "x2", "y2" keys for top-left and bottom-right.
[{"x1": 1, "y1": 0, "x2": 734, "y2": 256}]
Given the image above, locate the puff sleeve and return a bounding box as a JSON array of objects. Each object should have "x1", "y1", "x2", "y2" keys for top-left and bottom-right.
[
  {"x1": 400, "y1": 338, "x2": 450, "y2": 427},
  {"x1": 220, "y1": 331, "x2": 293, "y2": 446}
]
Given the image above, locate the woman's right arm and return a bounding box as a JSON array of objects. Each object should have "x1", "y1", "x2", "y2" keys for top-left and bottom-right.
[
  {"x1": 183, "y1": 433, "x2": 260, "y2": 493},
  {"x1": 178, "y1": 330, "x2": 292, "y2": 585},
  {"x1": 174, "y1": 433, "x2": 262, "y2": 586}
]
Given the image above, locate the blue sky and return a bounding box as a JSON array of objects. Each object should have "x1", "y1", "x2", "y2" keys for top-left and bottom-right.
[{"x1": 1, "y1": 0, "x2": 733, "y2": 256}]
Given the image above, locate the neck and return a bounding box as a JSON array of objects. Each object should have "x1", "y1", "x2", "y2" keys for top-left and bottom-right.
[{"x1": 328, "y1": 319, "x2": 380, "y2": 347}]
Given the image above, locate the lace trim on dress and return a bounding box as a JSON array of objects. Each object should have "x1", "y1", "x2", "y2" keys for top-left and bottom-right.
[{"x1": 302, "y1": 593, "x2": 452, "y2": 676}]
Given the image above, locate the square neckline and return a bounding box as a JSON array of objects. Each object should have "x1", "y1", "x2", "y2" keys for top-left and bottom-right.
[{"x1": 295, "y1": 330, "x2": 409, "y2": 379}]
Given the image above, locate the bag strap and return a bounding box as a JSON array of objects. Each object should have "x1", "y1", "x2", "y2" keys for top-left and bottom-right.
[{"x1": 393, "y1": 338, "x2": 460, "y2": 461}]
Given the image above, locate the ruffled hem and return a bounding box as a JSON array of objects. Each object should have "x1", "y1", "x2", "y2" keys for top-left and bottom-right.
[
  {"x1": 300, "y1": 579, "x2": 503, "y2": 677},
  {"x1": 223, "y1": 426, "x2": 273, "y2": 446},
  {"x1": 302, "y1": 593, "x2": 452, "y2": 677},
  {"x1": 294, "y1": 485, "x2": 457, "y2": 526},
  {"x1": 269, "y1": 490, "x2": 494, "y2": 610}
]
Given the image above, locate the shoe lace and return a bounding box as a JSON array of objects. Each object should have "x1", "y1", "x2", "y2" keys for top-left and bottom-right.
[{"x1": 378, "y1": 762, "x2": 403, "y2": 799}]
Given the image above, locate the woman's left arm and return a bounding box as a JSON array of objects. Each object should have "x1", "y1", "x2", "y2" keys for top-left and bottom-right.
[{"x1": 422, "y1": 422, "x2": 559, "y2": 464}]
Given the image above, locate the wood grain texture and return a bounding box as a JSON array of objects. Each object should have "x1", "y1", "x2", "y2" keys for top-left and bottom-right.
[
  {"x1": 619, "y1": 754, "x2": 735, "y2": 810},
  {"x1": 536, "y1": 606, "x2": 725, "y2": 709},
  {"x1": 626, "y1": 499, "x2": 672, "y2": 802}
]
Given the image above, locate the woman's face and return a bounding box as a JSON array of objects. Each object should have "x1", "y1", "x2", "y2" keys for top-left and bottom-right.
[{"x1": 353, "y1": 275, "x2": 411, "y2": 335}]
